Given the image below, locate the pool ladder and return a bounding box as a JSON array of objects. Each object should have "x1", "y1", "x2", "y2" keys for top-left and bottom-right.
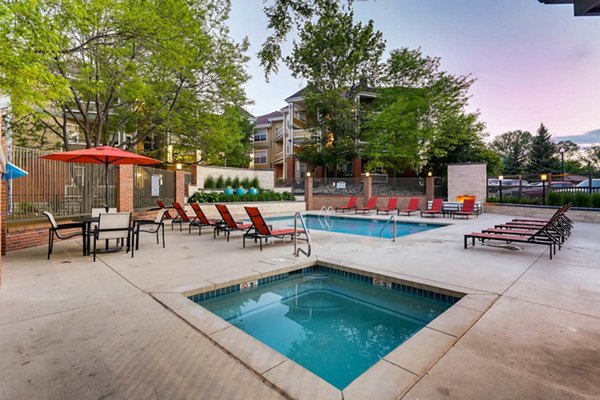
[
  {"x1": 293, "y1": 212, "x2": 312, "y2": 257},
  {"x1": 379, "y1": 215, "x2": 397, "y2": 242},
  {"x1": 317, "y1": 206, "x2": 334, "y2": 228}
]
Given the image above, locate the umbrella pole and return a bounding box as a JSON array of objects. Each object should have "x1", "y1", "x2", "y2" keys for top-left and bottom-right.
[{"x1": 105, "y1": 162, "x2": 109, "y2": 212}]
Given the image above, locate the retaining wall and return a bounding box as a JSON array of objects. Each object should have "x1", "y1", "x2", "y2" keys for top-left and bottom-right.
[{"x1": 485, "y1": 203, "x2": 600, "y2": 223}]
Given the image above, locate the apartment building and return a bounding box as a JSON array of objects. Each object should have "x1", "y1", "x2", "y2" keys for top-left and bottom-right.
[{"x1": 252, "y1": 110, "x2": 285, "y2": 179}]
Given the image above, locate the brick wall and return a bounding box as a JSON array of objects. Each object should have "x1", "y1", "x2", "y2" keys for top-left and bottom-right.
[
  {"x1": 175, "y1": 170, "x2": 186, "y2": 205},
  {"x1": 117, "y1": 165, "x2": 134, "y2": 212}
]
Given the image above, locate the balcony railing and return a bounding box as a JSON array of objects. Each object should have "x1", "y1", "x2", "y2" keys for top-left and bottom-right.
[
  {"x1": 274, "y1": 151, "x2": 284, "y2": 163},
  {"x1": 275, "y1": 127, "x2": 284, "y2": 141}
]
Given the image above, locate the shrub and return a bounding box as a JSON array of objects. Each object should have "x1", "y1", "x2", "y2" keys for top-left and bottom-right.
[
  {"x1": 232, "y1": 177, "x2": 240, "y2": 188},
  {"x1": 241, "y1": 177, "x2": 250, "y2": 188},
  {"x1": 224, "y1": 176, "x2": 233, "y2": 187},
  {"x1": 250, "y1": 177, "x2": 260, "y2": 189},
  {"x1": 215, "y1": 175, "x2": 225, "y2": 188},
  {"x1": 204, "y1": 175, "x2": 215, "y2": 189},
  {"x1": 188, "y1": 190, "x2": 296, "y2": 203}
]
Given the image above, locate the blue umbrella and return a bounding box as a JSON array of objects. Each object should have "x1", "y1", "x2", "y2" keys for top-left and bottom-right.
[{"x1": 2, "y1": 161, "x2": 28, "y2": 180}]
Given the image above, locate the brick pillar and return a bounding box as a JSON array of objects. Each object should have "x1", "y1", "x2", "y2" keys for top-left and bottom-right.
[
  {"x1": 1, "y1": 114, "x2": 5, "y2": 286},
  {"x1": 352, "y1": 157, "x2": 362, "y2": 178},
  {"x1": 425, "y1": 176, "x2": 435, "y2": 201},
  {"x1": 364, "y1": 174, "x2": 372, "y2": 204},
  {"x1": 191, "y1": 164, "x2": 199, "y2": 188},
  {"x1": 305, "y1": 174, "x2": 313, "y2": 211},
  {"x1": 286, "y1": 155, "x2": 295, "y2": 183},
  {"x1": 116, "y1": 165, "x2": 134, "y2": 212},
  {"x1": 175, "y1": 170, "x2": 186, "y2": 205}
]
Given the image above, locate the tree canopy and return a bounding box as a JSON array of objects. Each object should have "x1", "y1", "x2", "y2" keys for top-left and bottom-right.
[
  {"x1": 0, "y1": 0, "x2": 251, "y2": 164},
  {"x1": 490, "y1": 130, "x2": 533, "y2": 175},
  {"x1": 526, "y1": 123, "x2": 559, "y2": 176}
]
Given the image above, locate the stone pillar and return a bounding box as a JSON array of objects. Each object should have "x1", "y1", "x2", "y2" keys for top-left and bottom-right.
[
  {"x1": 116, "y1": 165, "x2": 134, "y2": 212},
  {"x1": 305, "y1": 174, "x2": 313, "y2": 211},
  {"x1": 175, "y1": 170, "x2": 186, "y2": 205},
  {"x1": 425, "y1": 176, "x2": 435, "y2": 201},
  {"x1": 364, "y1": 174, "x2": 372, "y2": 204}
]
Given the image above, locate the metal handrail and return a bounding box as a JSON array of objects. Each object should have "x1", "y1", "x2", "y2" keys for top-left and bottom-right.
[
  {"x1": 379, "y1": 215, "x2": 397, "y2": 242},
  {"x1": 294, "y1": 212, "x2": 312, "y2": 257}
]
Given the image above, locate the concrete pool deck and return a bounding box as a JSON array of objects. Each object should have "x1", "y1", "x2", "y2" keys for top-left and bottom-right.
[{"x1": 1, "y1": 211, "x2": 599, "y2": 399}]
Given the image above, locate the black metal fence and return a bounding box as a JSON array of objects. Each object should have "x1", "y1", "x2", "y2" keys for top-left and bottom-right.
[
  {"x1": 133, "y1": 166, "x2": 175, "y2": 210},
  {"x1": 7, "y1": 146, "x2": 117, "y2": 221},
  {"x1": 372, "y1": 177, "x2": 426, "y2": 196},
  {"x1": 313, "y1": 177, "x2": 363, "y2": 195}
]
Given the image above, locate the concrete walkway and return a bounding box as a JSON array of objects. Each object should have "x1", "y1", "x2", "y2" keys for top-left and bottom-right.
[{"x1": 1, "y1": 211, "x2": 599, "y2": 399}]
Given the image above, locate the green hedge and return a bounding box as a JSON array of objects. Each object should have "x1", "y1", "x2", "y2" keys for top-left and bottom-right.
[
  {"x1": 188, "y1": 191, "x2": 295, "y2": 204},
  {"x1": 488, "y1": 192, "x2": 600, "y2": 208},
  {"x1": 486, "y1": 196, "x2": 541, "y2": 205}
]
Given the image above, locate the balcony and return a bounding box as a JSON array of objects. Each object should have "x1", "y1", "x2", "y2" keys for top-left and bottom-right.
[
  {"x1": 275, "y1": 127, "x2": 284, "y2": 141},
  {"x1": 274, "y1": 151, "x2": 284, "y2": 164},
  {"x1": 292, "y1": 116, "x2": 307, "y2": 129}
]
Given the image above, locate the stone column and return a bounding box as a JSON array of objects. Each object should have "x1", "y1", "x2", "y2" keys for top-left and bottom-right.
[
  {"x1": 364, "y1": 174, "x2": 373, "y2": 205},
  {"x1": 175, "y1": 170, "x2": 186, "y2": 205},
  {"x1": 305, "y1": 174, "x2": 313, "y2": 211},
  {"x1": 116, "y1": 165, "x2": 134, "y2": 212},
  {"x1": 425, "y1": 176, "x2": 435, "y2": 201}
]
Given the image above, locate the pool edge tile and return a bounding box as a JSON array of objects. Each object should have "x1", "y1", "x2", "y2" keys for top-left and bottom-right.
[
  {"x1": 343, "y1": 359, "x2": 417, "y2": 400},
  {"x1": 426, "y1": 305, "x2": 482, "y2": 338},
  {"x1": 263, "y1": 360, "x2": 342, "y2": 400}
]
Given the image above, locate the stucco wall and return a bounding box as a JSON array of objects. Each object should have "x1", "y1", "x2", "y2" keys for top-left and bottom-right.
[
  {"x1": 448, "y1": 163, "x2": 487, "y2": 203},
  {"x1": 485, "y1": 203, "x2": 600, "y2": 223},
  {"x1": 193, "y1": 165, "x2": 275, "y2": 190}
]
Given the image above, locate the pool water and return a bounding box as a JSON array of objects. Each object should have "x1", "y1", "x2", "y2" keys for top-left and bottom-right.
[
  {"x1": 197, "y1": 270, "x2": 454, "y2": 389},
  {"x1": 265, "y1": 215, "x2": 443, "y2": 239}
]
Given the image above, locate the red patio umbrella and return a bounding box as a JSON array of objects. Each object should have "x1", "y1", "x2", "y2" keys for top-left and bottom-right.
[{"x1": 41, "y1": 146, "x2": 161, "y2": 208}]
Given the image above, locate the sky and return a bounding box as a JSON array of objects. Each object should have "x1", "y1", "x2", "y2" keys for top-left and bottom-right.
[{"x1": 227, "y1": 0, "x2": 600, "y2": 141}]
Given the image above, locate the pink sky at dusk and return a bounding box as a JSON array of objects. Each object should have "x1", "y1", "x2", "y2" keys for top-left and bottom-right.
[{"x1": 228, "y1": 0, "x2": 600, "y2": 140}]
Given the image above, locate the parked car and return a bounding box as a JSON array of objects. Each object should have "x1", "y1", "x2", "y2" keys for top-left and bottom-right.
[
  {"x1": 523, "y1": 181, "x2": 574, "y2": 197},
  {"x1": 488, "y1": 178, "x2": 529, "y2": 187},
  {"x1": 575, "y1": 179, "x2": 600, "y2": 188}
]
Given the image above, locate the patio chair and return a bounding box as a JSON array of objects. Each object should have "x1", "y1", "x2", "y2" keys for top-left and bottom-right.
[
  {"x1": 335, "y1": 196, "x2": 358, "y2": 213},
  {"x1": 464, "y1": 221, "x2": 562, "y2": 259},
  {"x1": 453, "y1": 198, "x2": 477, "y2": 219},
  {"x1": 355, "y1": 197, "x2": 378, "y2": 214},
  {"x1": 89, "y1": 207, "x2": 117, "y2": 243},
  {"x1": 156, "y1": 200, "x2": 174, "y2": 219},
  {"x1": 92, "y1": 212, "x2": 133, "y2": 262},
  {"x1": 398, "y1": 197, "x2": 420, "y2": 216},
  {"x1": 376, "y1": 198, "x2": 398, "y2": 215},
  {"x1": 134, "y1": 208, "x2": 168, "y2": 250},
  {"x1": 243, "y1": 206, "x2": 306, "y2": 251},
  {"x1": 42, "y1": 211, "x2": 85, "y2": 259},
  {"x1": 189, "y1": 203, "x2": 219, "y2": 235},
  {"x1": 420, "y1": 198, "x2": 444, "y2": 218},
  {"x1": 214, "y1": 204, "x2": 253, "y2": 241},
  {"x1": 171, "y1": 201, "x2": 196, "y2": 231}
]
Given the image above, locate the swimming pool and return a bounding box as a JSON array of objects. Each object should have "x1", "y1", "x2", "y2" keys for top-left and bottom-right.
[
  {"x1": 265, "y1": 214, "x2": 444, "y2": 239},
  {"x1": 194, "y1": 266, "x2": 457, "y2": 389}
]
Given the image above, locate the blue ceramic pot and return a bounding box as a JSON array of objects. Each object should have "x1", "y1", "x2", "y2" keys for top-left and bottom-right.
[
  {"x1": 223, "y1": 187, "x2": 234, "y2": 195},
  {"x1": 236, "y1": 187, "x2": 247, "y2": 195},
  {"x1": 249, "y1": 188, "x2": 259, "y2": 195}
]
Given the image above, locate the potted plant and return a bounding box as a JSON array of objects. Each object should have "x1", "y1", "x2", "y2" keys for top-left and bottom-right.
[
  {"x1": 223, "y1": 186, "x2": 234, "y2": 195},
  {"x1": 236, "y1": 186, "x2": 247, "y2": 196},
  {"x1": 249, "y1": 187, "x2": 259, "y2": 195}
]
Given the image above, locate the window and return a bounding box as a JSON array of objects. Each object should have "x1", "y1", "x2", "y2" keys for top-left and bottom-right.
[
  {"x1": 255, "y1": 150, "x2": 268, "y2": 164},
  {"x1": 298, "y1": 163, "x2": 306, "y2": 179},
  {"x1": 254, "y1": 129, "x2": 267, "y2": 142}
]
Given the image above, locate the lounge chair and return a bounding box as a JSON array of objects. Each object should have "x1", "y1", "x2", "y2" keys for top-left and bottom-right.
[
  {"x1": 243, "y1": 206, "x2": 306, "y2": 251},
  {"x1": 453, "y1": 198, "x2": 477, "y2": 219},
  {"x1": 398, "y1": 197, "x2": 420, "y2": 216},
  {"x1": 214, "y1": 204, "x2": 253, "y2": 241},
  {"x1": 376, "y1": 198, "x2": 398, "y2": 215},
  {"x1": 42, "y1": 211, "x2": 85, "y2": 259},
  {"x1": 171, "y1": 201, "x2": 196, "y2": 231},
  {"x1": 355, "y1": 197, "x2": 378, "y2": 214},
  {"x1": 92, "y1": 212, "x2": 133, "y2": 262},
  {"x1": 335, "y1": 196, "x2": 358, "y2": 213},
  {"x1": 189, "y1": 202, "x2": 219, "y2": 235},
  {"x1": 420, "y1": 198, "x2": 444, "y2": 218},
  {"x1": 156, "y1": 200, "x2": 174, "y2": 219},
  {"x1": 134, "y1": 208, "x2": 168, "y2": 250},
  {"x1": 464, "y1": 221, "x2": 561, "y2": 259}
]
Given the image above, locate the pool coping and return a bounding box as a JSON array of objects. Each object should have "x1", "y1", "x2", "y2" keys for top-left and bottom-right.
[{"x1": 152, "y1": 258, "x2": 499, "y2": 400}]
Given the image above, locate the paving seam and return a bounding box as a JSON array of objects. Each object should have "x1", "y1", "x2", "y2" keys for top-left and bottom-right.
[{"x1": 500, "y1": 295, "x2": 600, "y2": 320}]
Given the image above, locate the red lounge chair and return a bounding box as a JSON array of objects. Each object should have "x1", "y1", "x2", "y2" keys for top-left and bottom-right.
[
  {"x1": 156, "y1": 200, "x2": 173, "y2": 219},
  {"x1": 172, "y1": 201, "x2": 196, "y2": 231},
  {"x1": 243, "y1": 206, "x2": 306, "y2": 251},
  {"x1": 189, "y1": 203, "x2": 219, "y2": 235},
  {"x1": 377, "y1": 198, "x2": 398, "y2": 215},
  {"x1": 355, "y1": 197, "x2": 378, "y2": 214},
  {"x1": 335, "y1": 196, "x2": 358, "y2": 213},
  {"x1": 453, "y1": 198, "x2": 477, "y2": 219},
  {"x1": 398, "y1": 197, "x2": 420, "y2": 216},
  {"x1": 214, "y1": 204, "x2": 253, "y2": 241},
  {"x1": 420, "y1": 198, "x2": 444, "y2": 218},
  {"x1": 464, "y1": 221, "x2": 562, "y2": 259}
]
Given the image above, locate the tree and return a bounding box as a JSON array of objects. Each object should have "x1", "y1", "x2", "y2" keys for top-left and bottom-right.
[
  {"x1": 490, "y1": 130, "x2": 532, "y2": 175},
  {"x1": 284, "y1": 2, "x2": 385, "y2": 174},
  {"x1": 526, "y1": 123, "x2": 559, "y2": 176},
  {"x1": 364, "y1": 48, "x2": 500, "y2": 176},
  {"x1": 0, "y1": 0, "x2": 250, "y2": 158}
]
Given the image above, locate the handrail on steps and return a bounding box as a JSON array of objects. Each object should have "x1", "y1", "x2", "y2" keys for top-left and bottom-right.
[
  {"x1": 379, "y1": 215, "x2": 397, "y2": 242},
  {"x1": 294, "y1": 212, "x2": 312, "y2": 257}
]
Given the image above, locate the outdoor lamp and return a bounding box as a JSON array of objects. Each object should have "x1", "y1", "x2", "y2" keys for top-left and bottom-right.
[
  {"x1": 306, "y1": 172, "x2": 311, "y2": 177},
  {"x1": 427, "y1": 171, "x2": 432, "y2": 177},
  {"x1": 498, "y1": 175, "x2": 504, "y2": 181},
  {"x1": 540, "y1": 174, "x2": 548, "y2": 181},
  {"x1": 365, "y1": 172, "x2": 370, "y2": 177},
  {"x1": 176, "y1": 163, "x2": 182, "y2": 170}
]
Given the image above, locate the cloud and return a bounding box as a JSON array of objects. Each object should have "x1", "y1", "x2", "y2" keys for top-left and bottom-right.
[{"x1": 555, "y1": 129, "x2": 600, "y2": 145}]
